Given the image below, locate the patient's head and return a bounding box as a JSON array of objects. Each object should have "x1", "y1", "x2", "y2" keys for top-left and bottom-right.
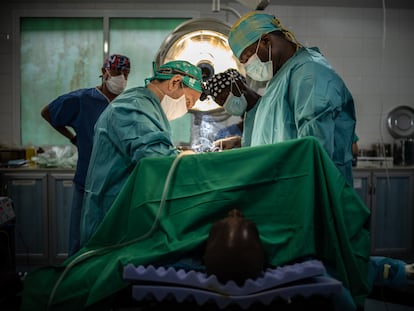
[{"x1": 203, "y1": 209, "x2": 265, "y2": 285}]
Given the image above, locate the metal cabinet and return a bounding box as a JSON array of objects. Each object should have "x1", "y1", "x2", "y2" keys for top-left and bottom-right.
[
  {"x1": 48, "y1": 173, "x2": 73, "y2": 264},
  {"x1": 353, "y1": 169, "x2": 414, "y2": 261},
  {"x1": 0, "y1": 169, "x2": 74, "y2": 271},
  {"x1": 0, "y1": 172, "x2": 49, "y2": 270}
]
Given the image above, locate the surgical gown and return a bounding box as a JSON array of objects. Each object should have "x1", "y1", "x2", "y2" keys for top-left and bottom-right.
[
  {"x1": 80, "y1": 86, "x2": 178, "y2": 246},
  {"x1": 241, "y1": 103, "x2": 259, "y2": 147},
  {"x1": 249, "y1": 47, "x2": 356, "y2": 185}
]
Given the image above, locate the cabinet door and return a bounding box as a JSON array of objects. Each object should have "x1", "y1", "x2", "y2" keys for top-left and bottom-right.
[
  {"x1": 2, "y1": 172, "x2": 48, "y2": 268},
  {"x1": 353, "y1": 171, "x2": 371, "y2": 209},
  {"x1": 371, "y1": 171, "x2": 414, "y2": 259},
  {"x1": 48, "y1": 173, "x2": 74, "y2": 263}
]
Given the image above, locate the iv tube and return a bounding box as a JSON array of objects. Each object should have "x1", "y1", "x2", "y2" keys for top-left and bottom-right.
[{"x1": 47, "y1": 151, "x2": 189, "y2": 309}]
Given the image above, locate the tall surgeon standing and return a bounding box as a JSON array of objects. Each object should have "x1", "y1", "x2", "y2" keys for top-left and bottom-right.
[
  {"x1": 80, "y1": 60, "x2": 203, "y2": 248},
  {"x1": 41, "y1": 54, "x2": 131, "y2": 256},
  {"x1": 227, "y1": 12, "x2": 356, "y2": 186},
  {"x1": 227, "y1": 12, "x2": 414, "y2": 310}
]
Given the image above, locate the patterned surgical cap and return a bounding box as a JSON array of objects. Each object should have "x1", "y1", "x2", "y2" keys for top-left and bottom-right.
[
  {"x1": 103, "y1": 54, "x2": 131, "y2": 72},
  {"x1": 201, "y1": 69, "x2": 246, "y2": 101}
]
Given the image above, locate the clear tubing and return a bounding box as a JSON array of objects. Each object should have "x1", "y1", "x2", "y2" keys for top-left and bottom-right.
[
  {"x1": 47, "y1": 152, "x2": 188, "y2": 310},
  {"x1": 379, "y1": 0, "x2": 391, "y2": 189}
]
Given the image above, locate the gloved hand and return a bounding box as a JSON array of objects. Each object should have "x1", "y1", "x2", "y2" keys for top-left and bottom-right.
[{"x1": 214, "y1": 136, "x2": 242, "y2": 150}]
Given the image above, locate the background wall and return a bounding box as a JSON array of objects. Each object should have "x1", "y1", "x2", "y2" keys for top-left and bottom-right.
[{"x1": 1, "y1": 0, "x2": 414, "y2": 153}]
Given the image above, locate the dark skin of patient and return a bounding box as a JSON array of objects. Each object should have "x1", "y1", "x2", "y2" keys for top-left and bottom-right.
[{"x1": 203, "y1": 209, "x2": 266, "y2": 285}]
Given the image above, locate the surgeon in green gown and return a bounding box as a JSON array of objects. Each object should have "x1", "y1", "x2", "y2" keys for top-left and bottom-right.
[
  {"x1": 227, "y1": 11, "x2": 356, "y2": 186},
  {"x1": 80, "y1": 60, "x2": 203, "y2": 247}
]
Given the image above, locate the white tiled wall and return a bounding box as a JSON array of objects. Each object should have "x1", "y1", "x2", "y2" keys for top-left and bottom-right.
[{"x1": 1, "y1": 1, "x2": 413, "y2": 152}]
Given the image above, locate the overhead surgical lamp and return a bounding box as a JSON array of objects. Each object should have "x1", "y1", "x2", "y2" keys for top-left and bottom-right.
[
  {"x1": 155, "y1": 18, "x2": 244, "y2": 151},
  {"x1": 155, "y1": 17, "x2": 245, "y2": 111}
]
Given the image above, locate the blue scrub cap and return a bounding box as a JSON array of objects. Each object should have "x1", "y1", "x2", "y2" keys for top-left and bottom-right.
[
  {"x1": 146, "y1": 60, "x2": 203, "y2": 93},
  {"x1": 228, "y1": 11, "x2": 299, "y2": 58}
]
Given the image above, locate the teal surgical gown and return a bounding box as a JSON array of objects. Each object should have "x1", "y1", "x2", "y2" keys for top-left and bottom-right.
[
  {"x1": 241, "y1": 103, "x2": 259, "y2": 147},
  {"x1": 80, "y1": 86, "x2": 178, "y2": 246},
  {"x1": 249, "y1": 47, "x2": 356, "y2": 185}
]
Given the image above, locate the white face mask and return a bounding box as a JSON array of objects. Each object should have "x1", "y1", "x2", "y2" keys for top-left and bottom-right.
[
  {"x1": 244, "y1": 37, "x2": 273, "y2": 82},
  {"x1": 161, "y1": 94, "x2": 188, "y2": 120},
  {"x1": 105, "y1": 71, "x2": 127, "y2": 95}
]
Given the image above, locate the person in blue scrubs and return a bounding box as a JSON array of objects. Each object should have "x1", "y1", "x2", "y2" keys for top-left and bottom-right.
[
  {"x1": 227, "y1": 12, "x2": 356, "y2": 186},
  {"x1": 41, "y1": 54, "x2": 131, "y2": 256},
  {"x1": 80, "y1": 60, "x2": 203, "y2": 248}
]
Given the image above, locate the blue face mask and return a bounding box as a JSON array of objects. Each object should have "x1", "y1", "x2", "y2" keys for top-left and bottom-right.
[
  {"x1": 223, "y1": 80, "x2": 248, "y2": 116},
  {"x1": 223, "y1": 93, "x2": 248, "y2": 116}
]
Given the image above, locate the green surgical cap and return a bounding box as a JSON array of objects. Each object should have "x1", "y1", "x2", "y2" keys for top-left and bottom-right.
[
  {"x1": 228, "y1": 11, "x2": 282, "y2": 59},
  {"x1": 146, "y1": 60, "x2": 203, "y2": 93}
]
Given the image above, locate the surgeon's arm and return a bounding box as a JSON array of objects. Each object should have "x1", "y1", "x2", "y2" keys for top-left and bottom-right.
[
  {"x1": 41, "y1": 105, "x2": 77, "y2": 146},
  {"x1": 110, "y1": 109, "x2": 179, "y2": 164},
  {"x1": 289, "y1": 65, "x2": 336, "y2": 158}
]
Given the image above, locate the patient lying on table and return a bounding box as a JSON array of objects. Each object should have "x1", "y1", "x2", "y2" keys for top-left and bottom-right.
[
  {"x1": 203, "y1": 208, "x2": 266, "y2": 285},
  {"x1": 202, "y1": 208, "x2": 414, "y2": 311}
]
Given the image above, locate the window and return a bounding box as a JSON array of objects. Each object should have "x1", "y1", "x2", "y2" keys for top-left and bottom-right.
[{"x1": 20, "y1": 17, "x2": 188, "y2": 146}]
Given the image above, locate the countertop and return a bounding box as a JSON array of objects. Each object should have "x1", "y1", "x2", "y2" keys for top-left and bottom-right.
[
  {"x1": 0, "y1": 165, "x2": 75, "y2": 172},
  {"x1": 354, "y1": 165, "x2": 414, "y2": 170}
]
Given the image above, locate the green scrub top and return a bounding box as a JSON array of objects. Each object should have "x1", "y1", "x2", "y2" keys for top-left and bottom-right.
[
  {"x1": 80, "y1": 86, "x2": 178, "y2": 246},
  {"x1": 249, "y1": 47, "x2": 356, "y2": 185}
]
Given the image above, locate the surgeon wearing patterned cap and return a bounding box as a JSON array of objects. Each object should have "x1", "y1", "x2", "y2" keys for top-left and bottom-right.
[
  {"x1": 202, "y1": 68, "x2": 261, "y2": 148},
  {"x1": 228, "y1": 11, "x2": 357, "y2": 187},
  {"x1": 102, "y1": 54, "x2": 131, "y2": 96},
  {"x1": 41, "y1": 53, "x2": 131, "y2": 256},
  {"x1": 80, "y1": 60, "x2": 203, "y2": 247}
]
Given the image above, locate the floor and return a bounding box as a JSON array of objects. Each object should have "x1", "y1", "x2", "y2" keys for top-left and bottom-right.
[
  {"x1": 0, "y1": 272, "x2": 22, "y2": 311},
  {"x1": 364, "y1": 283, "x2": 414, "y2": 311},
  {"x1": 365, "y1": 300, "x2": 414, "y2": 311}
]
